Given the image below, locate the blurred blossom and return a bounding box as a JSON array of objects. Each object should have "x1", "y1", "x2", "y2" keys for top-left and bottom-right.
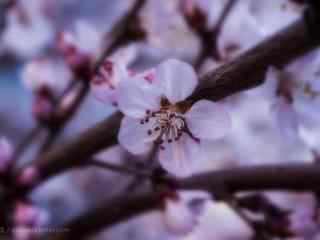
[
  {"x1": 91, "y1": 45, "x2": 138, "y2": 105},
  {"x1": 218, "y1": 0, "x2": 302, "y2": 61},
  {"x1": 260, "y1": 49, "x2": 320, "y2": 145},
  {"x1": 0, "y1": 137, "x2": 13, "y2": 173},
  {"x1": 141, "y1": 0, "x2": 200, "y2": 61},
  {"x1": 13, "y1": 201, "x2": 49, "y2": 240},
  {"x1": 17, "y1": 166, "x2": 39, "y2": 186},
  {"x1": 118, "y1": 59, "x2": 231, "y2": 177},
  {"x1": 248, "y1": 0, "x2": 303, "y2": 34},
  {"x1": 265, "y1": 192, "x2": 318, "y2": 238},
  {"x1": 57, "y1": 20, "x2": 104, "y2": 70},
  {"x1": 2, "y1": 1, "x2": 54, "y2": 58},
  {"x1": 162, "y1": 190, "x2": 211, "y2": 236},
  {"x1": 21, "y1": 58, "x2": 72, "y2": 93},
  {"x1": 185, "y1": 201, "x2": 254, "y2": 240},
  {"x1": 218, "y1": 0, "x2": 265, "y2": 60}
]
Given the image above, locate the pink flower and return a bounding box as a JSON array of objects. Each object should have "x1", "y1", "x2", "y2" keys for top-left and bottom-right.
[
  {"x1": 262, "y1": 49, "x2": 320, "y2": 144},
  {"x1": 2, "y1": 3, "x2": 54, "y2": 58},
  {"x1": 21, "y1": 58, "x2": 72, "y2": 93},
  {"x1": 57, "y1": 20, "x2": 103, "y2": 66},
  {"x1": 13, "y1": 201, "x2": 49, "y2": 240},
  {"x1": 188, "y1": 201, "x2": 253, "y2": 239},
  {"x1": 141, "y1": 1, "x2": 199, "y2": 60},
  {"x1": 117, "y1": 59, "x2": 231, "y2": 177},
  {"x1": 90, "y1": 46, "x2": 138, "y2": 105},
  {"x1": 0, "y1": 137, "x2": 13, "y2": 173},
  {"x1": 162, "y1": 190, "x2": 210, "y2": 235},
  {"x1": 17, "y1": 166, "x2": 39, "y2": 186}
]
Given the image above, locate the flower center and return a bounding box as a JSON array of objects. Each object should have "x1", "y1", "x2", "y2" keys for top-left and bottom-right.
[{"x1": 140, "y1": 107, "x2": 186, "y2": 150}]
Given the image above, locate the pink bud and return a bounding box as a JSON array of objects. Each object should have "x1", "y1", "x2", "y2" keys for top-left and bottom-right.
[
  {"x1": 13, "y1": 227, "x2": 33, "y2": 240},
  {"x1": 14, "y1": 202, "x2": 37, "y2": 226},
  {"x1": 0, "y1": 137, "x2": 13, "y2": 173},
  {"x1": 18, "y1": 167, "x2": 39, "y2": 186}
]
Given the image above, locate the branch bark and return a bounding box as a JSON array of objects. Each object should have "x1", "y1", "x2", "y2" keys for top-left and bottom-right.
[{"x1": 42, "y1": 191, "x2": 158, "y2": 240}]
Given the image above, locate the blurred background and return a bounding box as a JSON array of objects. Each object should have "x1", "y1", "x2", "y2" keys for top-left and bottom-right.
[{"x1": 1, "y1": 0, "x2": 320, "y2": 240}]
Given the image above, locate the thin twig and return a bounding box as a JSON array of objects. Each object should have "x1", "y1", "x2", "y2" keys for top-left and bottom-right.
[
  {"x1": 9, "y1": 125, "x2": 42, "y2": 170},
  {"x1": 87, "y1": 158, "x2": 152, "y2": 178}
]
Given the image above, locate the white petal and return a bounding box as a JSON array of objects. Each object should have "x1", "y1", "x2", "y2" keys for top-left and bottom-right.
[
  {"x1": 154, "y1": 59, "x2": 197, "y2": 103},
  {"x1": 261, "y1": 66, "x2": 279, "y2": 100},
  {"x1": 0, "y1": 137, "x2": 13, "y2": 172},
  {"x1": 90, "y1": 59, "x2": 128, "y2": 105},
  {"x1": 163, "y1": 190, "x2": 210, "y2": 236},
  {"x1": 185, "y1": 100, "x2": 231, "y2": 140},
  {"x1": 293, "y1": 95, "x2": 320, "y2": 128},
  {"x1": 74, "y1": 20, "x2": 103, "y2": 54},
  {"x1": 193, "y1": 202, "x2": 254, "y2": 239},
  {"x1": 117, "y1": 76, "x2": 162, "y2": 118},
  {"x1": 90, "y1": 81, "x2": 118, "y2": 105},
  {"x1": 118, "y1": 116, "x2": 157, "y2": 155},
  {"x1": 273, "y1": 97, "x2": 299, "y2": 141},
  {"x1": 158, "y1": 134, "x2": 202, "y2": 177}
]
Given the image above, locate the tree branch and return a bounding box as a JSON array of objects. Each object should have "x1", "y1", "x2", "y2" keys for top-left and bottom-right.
[
  {"x1": 85, "y1": 158, "x2": 152, "y2": 178},
  {"x1": 40, "y1": 163, "x2": 320, "y2": 240},
  {"x1": 42, "y1": 191, "x2": 158, "y2": 240}
]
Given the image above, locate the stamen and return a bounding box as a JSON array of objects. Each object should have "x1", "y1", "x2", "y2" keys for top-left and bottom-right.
[{"x1": 146, "y1": 106, "x2": 188, "y2": 148}]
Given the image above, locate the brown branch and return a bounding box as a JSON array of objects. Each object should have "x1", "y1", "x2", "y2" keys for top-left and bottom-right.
[
  {"x1": 25, "y1": 111, "x2": 122, "y2": 186},
  {"x1": 42, "y1": 191, "x2": 159, "y2": 240},
  {"x1": 177, "y1": 164, "x2": 320, "y2": 193},
  {"x1": 40, "y1": 163, "x2": 320, "y2": 240},
  {"x1": 86, "y1": 158, "x2": 152, "y2": 178},
  {"x1": 9, "y1": 125, "x2": 42, "y2": 170},
  {"x1": 189, "y1": 17, "x2": 320, "y2": 102}
]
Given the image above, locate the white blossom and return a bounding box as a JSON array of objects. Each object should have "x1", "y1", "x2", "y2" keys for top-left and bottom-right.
[{"x1": 117, "y1": 59, "x2": 231, "y2": 177}]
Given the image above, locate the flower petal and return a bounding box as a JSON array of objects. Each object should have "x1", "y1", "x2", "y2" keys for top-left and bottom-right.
[
  {"x1": 118, "y1": 116, "x2": 157, "y2": 155},
  {"x1": 158, "y1": 134, "x2": 202, "y2": 177},
  {"x1": 261, "y1": 66, "x2": 279, "y2": 100},
  {"x1": 117, "y1": 76, "x2": 162, "y2": 118},
  {"x1": 272, "y1": 97, "x2": 299, "y2": 142},
  {"x1": 0, "y1": 137, "x2": 12, "y2": 172},
  {"x1": 154, "y1": 59, "x2": 197, "y2": 103},
  {"x1": 163, "y1": 190, "x2": 210, "y2": 236},
  {"x1": 90, "y1": 59, "x2": 128, "y2": 105},
  {"x1": 185, "y1": 100, "x2": 231, "y2": 140}
]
